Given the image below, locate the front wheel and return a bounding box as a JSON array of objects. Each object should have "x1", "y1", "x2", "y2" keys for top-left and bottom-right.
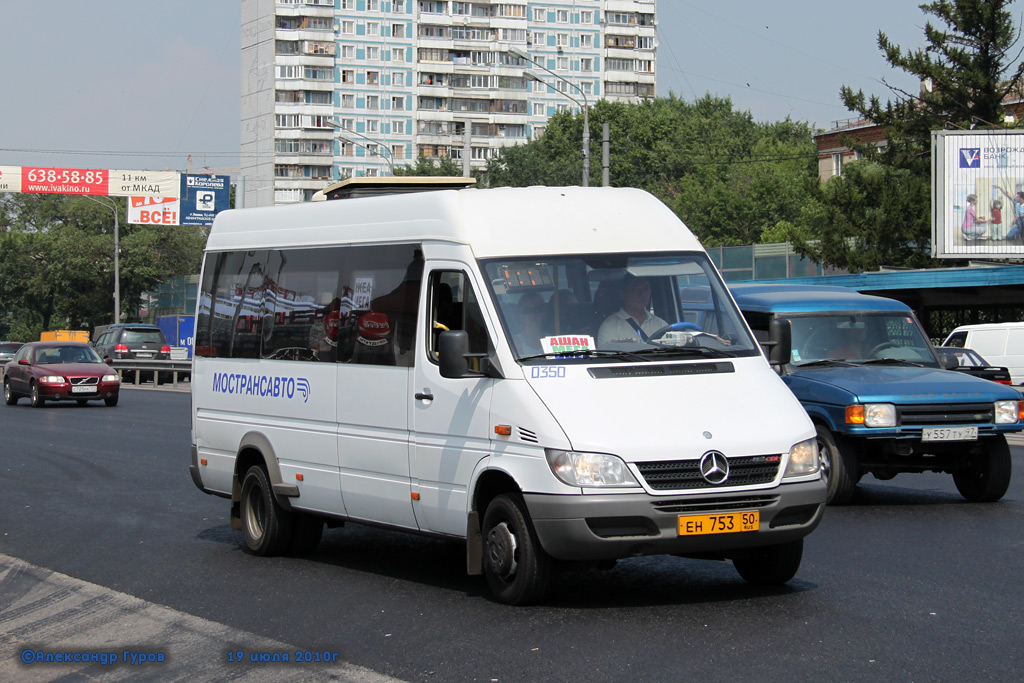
[
  {"x1": 4, "y1": 381, "x2": 17, "y2": 405},
  {"x1": 482, "y1": 494, "x2": 552, "y2": 605},
  {"x1": 104, "y1": 394, "x2": 119, "y2": 407},
  {"x1": 240, "y1": 465, "x2": 293, "y2": 556},
  {"x1": 816, "y1": 425, "x2": 857, "y2": 505},
  {"x1": 30, "y1": 381, "x2": 44, "y2": 408},
  {"x1": 733, "y1": 539, "x2": 804, "y2": 585},
  {"x1": 953, "y1": 435, "x2": 1012, "y2": 502}
]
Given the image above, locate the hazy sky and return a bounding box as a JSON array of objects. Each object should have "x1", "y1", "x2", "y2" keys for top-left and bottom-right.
[{"x1": 0, "y1": 1, "x2": 967, "y2": 174}]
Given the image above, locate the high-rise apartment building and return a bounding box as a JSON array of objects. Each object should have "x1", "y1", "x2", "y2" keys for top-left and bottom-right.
[{"x1": 241, "y1": 0, "x2": 657, "y2": 207}]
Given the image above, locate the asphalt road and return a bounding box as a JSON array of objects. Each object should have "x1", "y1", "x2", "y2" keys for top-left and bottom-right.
[{"x1": 1, "y1": 388, "x2": 1022, "y2": 682}]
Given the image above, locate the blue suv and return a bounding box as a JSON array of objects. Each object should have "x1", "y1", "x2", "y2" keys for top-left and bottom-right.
[{"x1": 731, "y1": 284, "x2": 1023, "y2": 504}]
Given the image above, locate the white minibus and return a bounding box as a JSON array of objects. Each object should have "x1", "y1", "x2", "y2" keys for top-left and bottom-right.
[
  {"x1": 189, "y1": 180, "x2": 825, "y2": 604},
  {"x1": 943, "y1": 322, "x2": 1024, "y2": 385}
]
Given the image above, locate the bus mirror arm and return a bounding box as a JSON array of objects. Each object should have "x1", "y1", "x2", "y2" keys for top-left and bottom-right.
[{"x1": 766, "y1": 319, "x2": 792, "y2": 367}]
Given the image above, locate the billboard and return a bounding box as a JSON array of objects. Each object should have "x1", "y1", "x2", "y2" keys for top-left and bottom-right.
[
  {"x1": 932, "y1": 130, "x2": 1024, "y2": 258},
  {"x1": 0, "y1": 166, "x2": 179, "y2": 199},
  {"x1": 179, "y1": 174, "x2": 230, "y2": 226}
]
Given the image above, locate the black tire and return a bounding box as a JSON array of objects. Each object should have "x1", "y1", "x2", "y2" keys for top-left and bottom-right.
[
  {"x1": 289, "y1": 513, "x2": 324, "y2": 555},
  {"x1": 953, "y1": 435, "x2": 1012, "y2": 502},
  {"x1": 3, "y1": 380, "x2": 17, "y2": 406},
  {"x1": 29, "y1": 381, "x2": 44, "y2": 408},
  {"x1": 816, "y1": 424, "x2": 857, "y2": 505},
  {"x1": 482, "y1": 493, "x2": 552, "y2": 605},
  {"x1": 104, "y1": 394, "x2": 119, "y2": 407},
  {"x1": 240, "y1": 465, "x2": 293, "y2": 556},
  {"x1": 733, "y1": 539, "x2": 804, "y2": 585}
]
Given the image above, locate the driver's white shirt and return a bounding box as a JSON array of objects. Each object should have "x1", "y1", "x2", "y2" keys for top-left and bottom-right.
[{"x1": 597, "y1": 308, "x2": 668, "y2": 346}]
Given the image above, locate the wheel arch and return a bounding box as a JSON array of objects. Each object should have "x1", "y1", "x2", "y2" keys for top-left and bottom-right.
[{"x1": 230, "y1": 432, "x2": 295, "y2": 523}]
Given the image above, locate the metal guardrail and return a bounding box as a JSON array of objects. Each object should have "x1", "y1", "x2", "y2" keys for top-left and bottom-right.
[{"x1": 110, "y1": 359, "x2": 192, "y2": 389}]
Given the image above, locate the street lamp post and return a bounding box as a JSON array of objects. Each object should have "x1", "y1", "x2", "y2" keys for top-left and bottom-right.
[
  {"x1": 82, "y1": 194, "x2": 120, "y2": 324},
  {"x1": 510, "y1": 46, "x2": 590, "y2": 186},
  {"x1": 327, "y1": 120, "x2": 394, "y2": 175}
]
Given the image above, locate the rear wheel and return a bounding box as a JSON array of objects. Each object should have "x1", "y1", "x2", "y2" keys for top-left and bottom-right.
[
  {"x1": 733, "y1": 539, "x2": 804, "y2": 585},
  {"x1": 29, "y1": 381, "x2": 44, "y2": 408},
  {"x1": 3, "y1": 380, "x2": 17, "y2": 405},
  {"x1": 816, "y1": 425, "x2": 857, "y2": 505},
  {"x1": 482, "y1": 493, "x2": 552, "y2": 605},
  {"x1": 240, "y1": 465, "x2": 293, "y2": 556},
  {"x1": 953, "y1": 435, "x2": 1012, "y2": 502}
]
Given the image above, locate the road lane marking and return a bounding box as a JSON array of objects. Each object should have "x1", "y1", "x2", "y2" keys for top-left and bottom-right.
[{"x1": 0, "y1": 553, "x2": 404, "y2": 682}]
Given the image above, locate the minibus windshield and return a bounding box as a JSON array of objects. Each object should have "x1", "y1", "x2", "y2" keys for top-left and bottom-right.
[{"x1": 481, "y1": 253, "x2": 761, "y2": 362}]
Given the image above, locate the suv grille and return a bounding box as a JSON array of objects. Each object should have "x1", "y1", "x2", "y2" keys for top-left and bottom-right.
[
  {"x1": 635, "y1": 455, "x2": 780, "y2": 491},
  {"x1": 897, "y1": 402, "x2": 994, "y2": 425},
  {"x1": 69, "y1": 377, "x2": 99, "y2": 386}
]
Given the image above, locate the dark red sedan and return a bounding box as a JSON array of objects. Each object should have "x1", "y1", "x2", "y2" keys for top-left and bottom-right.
[{"x1": 3, "y1": 342, "x2": 120, "y2": 407}]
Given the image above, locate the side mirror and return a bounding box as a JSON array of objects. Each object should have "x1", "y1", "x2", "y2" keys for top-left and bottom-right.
[
  {"x1": 767, "y1": 318, "x2": 792, "y2": 366},
  {"x1": 937, "y1": 352, "x2": 958, "y2": 370},
  {"x1": 19, "y1": 359, "x2": 30, "y2": 365},
  {"x1": 438, "y1": 330, "x2": 471, "y2": 378},
  {"x1": 105, "y1": 358, "x2": 114, "y2": 366}
]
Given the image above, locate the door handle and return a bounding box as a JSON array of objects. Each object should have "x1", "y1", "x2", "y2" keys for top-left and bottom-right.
[{"x1": 415, "y1": 389, "x2": 434, "y2": 401}]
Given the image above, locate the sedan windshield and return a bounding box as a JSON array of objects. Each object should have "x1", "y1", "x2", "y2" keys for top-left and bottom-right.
[
  {"x1": 785, "y1": 313, "x2": 940, "y2": 368},
  {"x1": 481, "y1": 253, "x2": 760, "y2": 362},
  {"x1": 36, "y1": 345, "x2": 104, "y2": 364}
]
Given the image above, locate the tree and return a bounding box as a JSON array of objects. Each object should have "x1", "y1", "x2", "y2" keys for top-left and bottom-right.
[
  {"x1": 393, "y1": 155, "x2": 466, "y2": 176},
  {"x1": 0, "y1": 193, "x2": 205, "y2": 338},
  {"x1": 793, "y1": 0, "x2": 1024, "y2": 271},
  {"x1": 484, "y1": 95, "x2": 819, "y2": 247}
]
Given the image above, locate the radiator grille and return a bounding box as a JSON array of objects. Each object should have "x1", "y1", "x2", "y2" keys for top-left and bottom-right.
[
  {"x1": 69, "y1": 376, "x2": 99, "y2": 386},
  {"x1": 897, "y1": 402, "x2": 994, "y2": 426},
  {"x1": 651, "y1": 495, "x2": 780, "y2": 514},
  {"x1": 636, "y1": 455, "x2": 780, "y2": 491}
]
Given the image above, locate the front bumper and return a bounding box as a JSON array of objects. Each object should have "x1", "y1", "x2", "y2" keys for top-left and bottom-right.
[{"x1": 525, "y1": 479, "x2": 826, "y2": 561}]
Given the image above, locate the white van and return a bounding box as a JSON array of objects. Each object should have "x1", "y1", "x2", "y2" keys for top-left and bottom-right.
[
  {"x1": 188, "y1": 180, "x2": 825, "y2": 604},
  {"x1": 943, "y1": 322, "x2": 1024, "y2": 384}
]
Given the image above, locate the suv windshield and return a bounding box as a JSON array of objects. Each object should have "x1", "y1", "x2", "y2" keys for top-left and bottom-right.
[
  {"x1": 481, "y1": 252, "x2": 760, "y2": 362},
  {"x1": 785, "y1": 312, "x2": 940, "y2": 368}
]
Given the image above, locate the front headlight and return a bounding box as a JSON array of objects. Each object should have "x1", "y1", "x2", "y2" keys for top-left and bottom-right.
[
  {"x1": 545, "y1": 449, "x2": 640, "y2": 488},
  {"x1": 102, "y1": 374, "x2": 119, "y2": 383},
  {"x1": 994, "y1": 400, "x2": 1021, "y2": 424},
  {"x1": 39, "y1": 375, "x2": 65, "y2": 384},
  {"x1": 784, "y1": 437, "x2": 819, "y2": 477},
  {"x1": 846, "y1": 403, "x2": 896, "y2": 427}
]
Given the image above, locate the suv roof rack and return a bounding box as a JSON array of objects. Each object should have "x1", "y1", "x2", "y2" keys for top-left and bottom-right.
[{"x1": 314, "y1": 176, "x2": 476, "y2": 201}]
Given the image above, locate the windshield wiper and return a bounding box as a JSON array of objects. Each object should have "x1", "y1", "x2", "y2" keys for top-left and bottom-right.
[
  {"x1": 631, "y1": 346, "x2": 734, "y2": 359},
  {"x1": 859, "y1": 358, "x2": 924, "y2": 367},
  {"x1": 516, "y1": 349, "x2": 647, "y2": 362},
  {"x1": 795, "y1": 358, "x2": 858, "y2": 368}
]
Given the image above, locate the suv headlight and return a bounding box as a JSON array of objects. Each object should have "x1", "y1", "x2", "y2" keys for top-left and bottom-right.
[
  {"x1": 545, "y1": 449, "x2": 639, "y2": 488},
  {"x1": 784, "y1": 437, "x2": 819, "y2": 477},
  {"x1": 39, "y1": 375, "x2": 65, "y2": 384},
  {"x1": 102, "y1": 374, "x2": 119, "y2": 383},
  {"x1": 846, "y1": 403, "x2": 896, "y2": 427},
  {"x1": 995, "y1": 400, "x2": 1021, "y2": 424}
]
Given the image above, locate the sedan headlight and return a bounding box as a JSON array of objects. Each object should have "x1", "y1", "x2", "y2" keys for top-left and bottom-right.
[
  {"x1": 784, "y1": 437, "x2": 819, "y2": 477},
  {"x1": 102, "y1": 374, "x2": 120, "y2": 383},
  {"x1": 545, "y1": 449, "x2": 639, "y2": 488},
  {"x1": 846, "y1": 403, "x2": 896, "y2": 427},
  {"x1": 994, "y1": 400, "x2": 1021, "y2": 424},
  {"x1": 39, "y1": 375, "x2": 65, "y2": 384}
]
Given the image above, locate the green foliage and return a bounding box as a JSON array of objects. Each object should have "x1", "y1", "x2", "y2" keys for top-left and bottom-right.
[
  {"x1": 484, "y1": 94, "x2": 819, "y2": 247},
  {"x1": 0, "y1": 193, "x2": 205, "y2": 339},
  {"x1": 393, "y1": 155, "x2": 465, "y2": 176}
]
